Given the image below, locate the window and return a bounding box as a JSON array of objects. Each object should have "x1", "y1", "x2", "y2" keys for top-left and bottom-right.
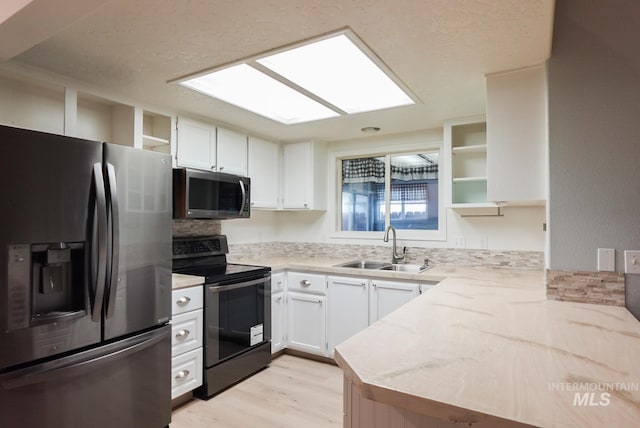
[{"x1": 340, "y1": 152, "x2": 439, "y2": 233}]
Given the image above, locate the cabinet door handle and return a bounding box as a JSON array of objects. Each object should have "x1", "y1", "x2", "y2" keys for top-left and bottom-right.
[
  {"x1": 372, "y1": 283, "x2": 377, "y2": 289},
  {"x1": 361, "y1": 282, "x2": 366, "y2": 288},
  {"x1": 175, "y1": 370, "x2": 190, "y2": 381},
  {"x1": 275, "y1": 296, "x2": 282, "y2": 302},
  {"x1": 317, "y1": 299, "x2": 323, "y2": 305},
  {"x1": 219, "y1": 166, "x2": 225, "y2": 171},
  {"x1": 176, "y1": 296, "x2": 191, "y2": 306},
  {"x1": 300, "y1": 280, "x2": 311, "y2": 287},
  {"x1": 175, "y1": 329, "x2": 190, "y2": 339},
  {"x1": 210, "y1": 165, "x2": 216, "y2": 170}
]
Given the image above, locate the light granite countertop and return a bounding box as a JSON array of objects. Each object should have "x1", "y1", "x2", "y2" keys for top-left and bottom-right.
[
  {"x1": 171, "y1": 273, "x2": 205, "y2": 290},
  {"x1": 334, "y1": 267, "x2": 640, "y2": 428}
]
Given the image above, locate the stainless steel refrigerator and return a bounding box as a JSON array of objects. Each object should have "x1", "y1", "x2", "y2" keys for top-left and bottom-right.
[{"x1": 0, "y1": 125, "x2": 172, "y2": 428}]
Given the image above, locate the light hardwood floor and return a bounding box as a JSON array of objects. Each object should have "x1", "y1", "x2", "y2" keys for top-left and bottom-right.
[{"x1": 170, "y1": 355, "x2": 343, "y2": 428}]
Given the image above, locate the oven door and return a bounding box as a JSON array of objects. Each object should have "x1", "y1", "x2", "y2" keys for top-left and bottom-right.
[{"x1": 205, "y1": 274, "x2": 270, "y2": 367}]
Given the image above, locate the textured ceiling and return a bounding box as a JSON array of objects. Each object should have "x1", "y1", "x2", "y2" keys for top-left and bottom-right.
[{"x1": 5, "y1": 0, "x2": 554, "y2": 142}]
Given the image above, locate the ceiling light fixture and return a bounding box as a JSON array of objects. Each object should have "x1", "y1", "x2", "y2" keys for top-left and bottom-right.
[
  {"x1": 361, "y1": 126, "x2": 381, "y2": 133},
  {"x1": 173, "y1": 29, "x2": 417, "y2": 125}
]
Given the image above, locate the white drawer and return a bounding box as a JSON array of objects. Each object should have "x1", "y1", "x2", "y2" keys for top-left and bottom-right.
[
  {"x1": 171, "y1": 347, "x2": 203, "y2": 399},
  {"x1": 286, "y1": 272, "x2": 326, "y2": 295},
  {"x1": 171, "y1": 286, "x2": 203, "y2": 315},
  {"x1": 171, "y1": 309, "x2": 203, "y2": 356}
]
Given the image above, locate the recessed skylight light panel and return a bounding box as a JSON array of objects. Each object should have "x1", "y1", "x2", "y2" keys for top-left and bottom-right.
[
  {"x1": 181, "y1": 64, "x2": 339, "y2": 124},
  {"x1": 257, "y1": 34, "x2": 414, "y2": 114}
]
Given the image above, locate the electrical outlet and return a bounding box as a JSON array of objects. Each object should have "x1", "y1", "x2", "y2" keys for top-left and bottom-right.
[
  {"x1": 479, "y1": 237, "x2": 488, "y2": 249},
  {"x1": 597, "y1": 248, "x2": 615, "y2": 272},
  {"x1": 624, "y1": 251, "x2": 640, "y2": 274},
  {"x1": 454, "y1": 236, "x2": 465, "y2": 248}
]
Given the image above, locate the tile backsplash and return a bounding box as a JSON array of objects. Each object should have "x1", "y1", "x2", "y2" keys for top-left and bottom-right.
[
  {"x1": 546, "y1": 269, "x2": 625, "y2": 306},
  {"x1": 172, "y1": 219, "x2": 221, "y2": 237},
  {"x1": 228, "y1": 241, "x2": 544, "y2": 270}
]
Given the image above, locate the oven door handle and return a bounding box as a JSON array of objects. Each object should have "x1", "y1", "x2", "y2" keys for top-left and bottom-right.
[{"x1": 208, "y1": 277, "x2": 267, "y2": 293}]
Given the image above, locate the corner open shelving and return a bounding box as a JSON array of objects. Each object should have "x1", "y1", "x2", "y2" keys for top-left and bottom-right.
[
  {"x1": 142, "y1": 111, "x2": 172, "y2": 154},
  {"x1": 445, "y1": 116, "x2": 499, "y2": 215}
]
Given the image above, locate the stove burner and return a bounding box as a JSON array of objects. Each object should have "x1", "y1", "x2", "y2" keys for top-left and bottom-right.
[{"x1": 172, "y1": 235, "x2": 269, "y2": 284}]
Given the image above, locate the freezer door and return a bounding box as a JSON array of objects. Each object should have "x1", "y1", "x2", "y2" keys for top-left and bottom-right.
[
  {"x1": 0, "y1": 325, "x2": 171, "y2": 428},
  {"x1": 0, "y1": 125, "x2": 102, "y2": 370},
  {"x1": 103, "y1": 144, "x2": 172, "y2": 340}
]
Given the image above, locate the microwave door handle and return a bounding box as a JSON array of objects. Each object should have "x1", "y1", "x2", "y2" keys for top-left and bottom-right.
[
  {"x1": 105, "y1": 163, "x2": 120, "y2": 319},
  {"x1": 92, "y1": 163, "x2": 108, "y2": 322},
  {"x1": 238, "y1": 179, "x2": 246, "y2": 215}
]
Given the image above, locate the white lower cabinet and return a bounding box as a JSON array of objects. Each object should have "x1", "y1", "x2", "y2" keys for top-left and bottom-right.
[
  {"x1": 273, "y1": 270, "x2": 433, "y2": 358},
  {"x1": 170, "y1": 286, "x2": 204, "y2": 400},
  {"x1": 327, "y1": 276, "x2": 369, "y2": 356},
  {"x1": 369, "y1": 279, "x2": 420, "y2": 324},
  {"x1": 171, "y1": 348, "x2": 203, "y2": 399},
  {"x1": 271, "y1": 292, "x2": 286, "y2": 354},
  {"x1": 270, "y1": 272, "x2": 287, "y2": 354},
  {"x1": 287, "y1": 292, "x2": 326, "y2": 355}
]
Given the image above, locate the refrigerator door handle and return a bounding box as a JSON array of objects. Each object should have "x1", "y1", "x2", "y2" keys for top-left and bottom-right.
[
  {"x1": 1, "y1": 327, "x2": 168, "y2": 390},
  {"x1": 92, "y1": 163, "x2": 108, "y2": 322},
  {"x1": 105, "y1": 162, "x2": 120, "y2": 319}
]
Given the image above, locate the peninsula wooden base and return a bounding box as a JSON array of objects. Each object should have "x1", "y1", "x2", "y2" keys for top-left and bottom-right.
[{"x1": 343, "y1": 374, "x2": 534, "y2": 428}]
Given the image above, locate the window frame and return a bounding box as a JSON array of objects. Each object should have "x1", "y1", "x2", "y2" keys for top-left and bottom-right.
[{"x1": 330, "y1": 142, "x2": 446, "y2": 242}]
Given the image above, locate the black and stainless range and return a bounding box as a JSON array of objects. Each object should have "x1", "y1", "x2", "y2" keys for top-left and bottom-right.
[{"x1": 172, "y1": 235, "x2": 271, "y2": 398}]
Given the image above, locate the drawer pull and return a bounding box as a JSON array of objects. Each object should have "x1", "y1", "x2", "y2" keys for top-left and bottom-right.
[
  {"x1": 175, "y1": 329, "x2": 190, "y2": 339},
  {"x1": 176, "y1": 296, "x2": 191, "y2": 306},
  {"x1": 175, "y1": 370, "x2": 190, "y2": 381},
  {"x1": 275, "y1": 296, "x2": 283, "y2": 302},
  {"x1": 300, "y1": 280, "x2": 311, "y2": 287}
]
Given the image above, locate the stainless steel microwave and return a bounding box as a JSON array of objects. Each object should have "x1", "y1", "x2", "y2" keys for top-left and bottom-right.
[{"x1": 173, "y1": 168, "x2": 250, "y2": 219}]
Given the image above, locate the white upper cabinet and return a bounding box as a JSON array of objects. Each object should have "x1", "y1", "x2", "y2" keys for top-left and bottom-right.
[
  {"x1": 176, "y1": 116, "x2": 216, "y2": 171},
  {"x1": 282, "y1": 141, "x2": 327, "y2": 210},
  {"x1": 486, "y1": 64, "x2": 547, "y2": 205},
  {"x1": 248, "y1": 136, "x2": 280, "y2": 209},
  {"x1": 217, "y1": 127, "x2": 248, "y2": 176}
]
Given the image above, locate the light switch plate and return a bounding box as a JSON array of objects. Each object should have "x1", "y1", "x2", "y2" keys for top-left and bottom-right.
[
  {"x1": 624, "y1": 250, "x2": 640, "y2": 274},
  {"x1": 597, "y1": 248, "x2": 615, "y2": 272}
]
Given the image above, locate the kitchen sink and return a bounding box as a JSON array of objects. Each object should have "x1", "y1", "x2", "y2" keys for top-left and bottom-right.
[
  {"x1": 334, "y1": 260, "x2": 392, "y2": 269},
  {"x1": 379, "y1": 263, "x2": 432, "y2": 273},
  {"x1": 334, "y1": 260, "x2": 432, "y2": 273}
]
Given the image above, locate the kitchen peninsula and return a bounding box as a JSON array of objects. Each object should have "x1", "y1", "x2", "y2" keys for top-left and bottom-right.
[{"x1": 334, "y1": 266, "x2": 640, "y2": 428}]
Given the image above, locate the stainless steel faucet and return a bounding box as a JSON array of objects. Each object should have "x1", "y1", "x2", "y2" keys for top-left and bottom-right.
[{"x1": 383, "y1": 225, "x2": 406, "y2": 264}]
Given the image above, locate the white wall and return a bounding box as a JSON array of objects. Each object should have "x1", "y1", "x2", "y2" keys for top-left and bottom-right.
[
  {"x1": 225, "y1": 130, "x2": 546, "y2": 251},
  {"x1": 0, "y1": 72, "x2": 64, "y2": 134}
]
